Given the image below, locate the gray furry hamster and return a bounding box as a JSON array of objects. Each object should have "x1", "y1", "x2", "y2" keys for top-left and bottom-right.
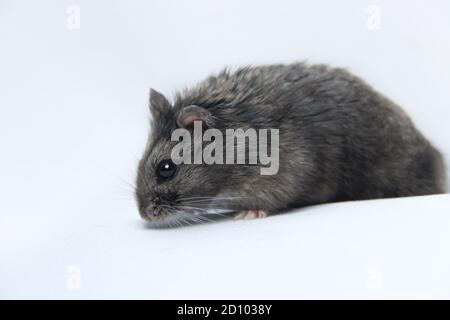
[{"x1": 135, "y1": 62, "x2": 446, "y2": 227}]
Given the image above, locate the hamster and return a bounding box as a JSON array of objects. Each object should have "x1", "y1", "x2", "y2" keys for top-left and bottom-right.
[{"x1": 135, "y1": 63, "x2": 446, "y2": 227}]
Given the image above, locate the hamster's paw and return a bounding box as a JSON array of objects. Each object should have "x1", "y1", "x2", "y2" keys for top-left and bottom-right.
[{"x1": 234, "y1": 210, "x2": 267, "y2": 220}]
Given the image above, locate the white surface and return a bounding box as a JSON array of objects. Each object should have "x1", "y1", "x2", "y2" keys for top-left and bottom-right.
[
  {"x1": 2, "y1": 194, "x2": 450, "y2": 299},
  {"x1": 1, "y1": 0, "x2": 450, "y2": 299}
]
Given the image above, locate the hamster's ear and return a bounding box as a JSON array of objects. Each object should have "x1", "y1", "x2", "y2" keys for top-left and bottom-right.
[
  {"x1": 177, "y1": 105, "x2": 213, "y2": 129},
  {"x1": 149, "y1": 88, "x2": 170, "y2": 119}
]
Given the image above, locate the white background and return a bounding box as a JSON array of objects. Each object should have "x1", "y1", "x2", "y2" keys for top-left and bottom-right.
[{"x1": 1, "y1": 0, "x2": 450, "y2": 299}]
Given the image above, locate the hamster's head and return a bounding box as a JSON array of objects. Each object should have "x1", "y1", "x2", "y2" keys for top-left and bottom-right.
[{"x1": 135, "y1": 89, "x2": 240, "y2": 227}]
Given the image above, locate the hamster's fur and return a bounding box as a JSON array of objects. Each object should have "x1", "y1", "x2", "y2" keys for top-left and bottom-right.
[{"x1": 136, "y1": 63, "x2": 446, "y2": 227}]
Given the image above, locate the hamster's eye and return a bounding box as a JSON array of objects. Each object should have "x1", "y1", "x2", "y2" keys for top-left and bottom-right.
[{"x1": 157, "y1": 159, "x2": 177, "y2": 180}]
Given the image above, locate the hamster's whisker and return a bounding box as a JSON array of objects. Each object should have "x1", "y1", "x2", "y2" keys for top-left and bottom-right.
[
  {"x1": 177, "y1": 196, "x2": 247, "y2": 202},
  {"x1": 155, "y1": 204, "x2": 233, "y2": 227},
  {"x1": 185, "y1": 214, "x2": 204, "y2": 225},
  {"x1": 177, "y1": 196, "x2": 225, "y2": 201},
  {"x1": 172, "y1": 205, "x2": 208, "y2": 211},
  {"x1": 94, "y1": 161, "x2": 137, "y2": 192},
  {"x1": 180, "y1": 198, "x2": 247, "y2": 205},
  {"x1": 171, "y1": 206, "x2": 209, "y2": 217},
  {"x1": 192, "y1": 214, "x2": 214, "y2": 224},
  {"x1": 172, "y1": 205, "x2": 233, "y2": 219},
  {"x1": 207, "y1": 210, "x2": 233, "y2": 216},
  {"x1": 183, "y1": 211, "x2": 210, "y2": 226},
  {"x1": 169, "y1": 212, "x2": 183, "y2": 227},
  {"x1": 178, "y1": 214, "x2": 193, "y2": 227},
  {"x1": 179, "y1": 207, "x2": 230, "y2": 224},
  {"x1": 167, "y1": 207, "x2": 204, "y2": 227}
]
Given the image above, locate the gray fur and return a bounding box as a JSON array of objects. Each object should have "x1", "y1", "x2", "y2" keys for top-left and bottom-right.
[{"x1": 136, "y1": 62, "x2": 446, "y2": 227}]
